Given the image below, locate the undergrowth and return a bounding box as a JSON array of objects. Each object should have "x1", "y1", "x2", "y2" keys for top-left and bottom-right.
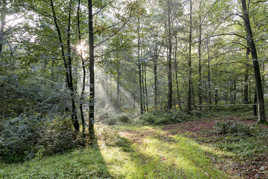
[{"x1": 213, "y1": 120, "x2": 268, "y2": 159}]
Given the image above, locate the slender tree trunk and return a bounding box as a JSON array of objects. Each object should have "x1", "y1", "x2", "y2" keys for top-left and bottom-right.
[
  {"x1": 254, "y1": 89, "x2": 257, "y2": 116},
  {"x1": 137, "y1": 18, "x2": 144, "y2": 114},
  {"x1": 153, "y1": 44, "x2": 158, "y2": 110},
  {"x1": 174, "y1": 36, "x2": 181, "y2": 110},
  {"x1": 77, "y1": 0, "x2": 86, "y2": 136},
  {"x1": 215, "y1": 88, "x2": 218, "y2": 105},
  {"x1": 241, "y1": 0, "x2": 266, "y2": 123},
  {"x1": 117, "y1": 60, "x2": 120, "y2": 107},
  {"x1": 187, "y1": 0, "x2": 193, "y2": 112},
  {"x1": 88, "y1": 0, "x2": 95, "y2": 140},
  {"x1": 50, "y1": 0, "x2": 79, "y2": 131},
  {"x1": 233, "y1": 80, "x2": 237, "y2": 104},
  {"x1": 0, "y1": 0, "x2": 6, "y2": 55},
  {"x1": 67, "y1": 0, "x2": 79, "y2": 131},
  {"x1": 262, "y1": 58, "x2": 265, "y2": 94},
  {"x1": 167, "y1": 0, "x2": 173, "y2": 110},
  {"x1": 144, "y1": 63, "x2": 149, "y2": 112},
  {"x1": 198, "y1": 11, "x2": 202, "y2": 110},
  {"x1": 207, "y1": 36, "x2": 212, "y2": 108},
  {"x1": 244, "y1": 48, "x2": 250, "y2": 104}
]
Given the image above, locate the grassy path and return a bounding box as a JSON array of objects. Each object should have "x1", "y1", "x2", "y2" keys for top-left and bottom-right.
[{"x1": 0, "y1": 123, "x2": 235, "y2": 179}]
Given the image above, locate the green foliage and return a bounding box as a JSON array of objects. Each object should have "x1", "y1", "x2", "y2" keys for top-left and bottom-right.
[
  {"x1": 140, "y1": 111, "x2": 191, "y2": 125},
  {"x1": 0, "y1": 115, "x2": 44, "y2": 163},
  {"x1": 214, "y1": 121, "x2": 255, "y2": 136},
  {"x1": 38, "y1": 117, "x2": 80, "y2": 156},
  {"x1": 0, "y1": 115, "x2": 81, "y2": 163},
  {"x1": 214, "y1": 121, "x2": 268, "y2": 159},
  {"x1": 101, "y1": 113, "x2": 131, "y2": 125}
]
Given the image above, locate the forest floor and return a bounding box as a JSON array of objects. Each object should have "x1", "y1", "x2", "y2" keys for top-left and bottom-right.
[{"x1": 1, "y1": 115, "x2": 268, "y2": 179}]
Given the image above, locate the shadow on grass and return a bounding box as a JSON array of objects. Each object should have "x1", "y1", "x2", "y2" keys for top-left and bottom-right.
[
  {"x1": 0, "y1": 141, "x2": 111, "y2": 179},
  {"x1": 116, "y1": 128, "x2": 229, "y2": 179}
]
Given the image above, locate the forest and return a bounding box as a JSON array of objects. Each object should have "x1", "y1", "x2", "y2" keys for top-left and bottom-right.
[{"x1": 0, "y1": 0, "x2": 268, "y2": 178}]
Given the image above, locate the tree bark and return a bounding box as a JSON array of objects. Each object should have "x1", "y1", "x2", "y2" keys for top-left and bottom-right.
[
  {"x1": 174, "y1": 36, "x2": 181, "y2": 110},
  {"x1": 137, "y1": 17, "x2": 144, "y2": 114},
  {"x1": 241, "y1": 0, "x2": 266, "y2": 123},
  {"x1": 88, "y1": 0, "x2": 95, "y2": 140},
  {"x1": 187, "y1": 0, "x2": 193, "y2": 112},
  {"x1": 77, "y1": 0, "x2": 86, "y2": 136},
  {"x1": 244, "y1": 47, "x2": 250, "y2": 104},
  {"x1": 144, "y1": 63, "x2": 149, "y2": 112},
  {"x1": 50, "y1": 0, "x2": 79, "y2": 131},
  {"x1": 207, "y1": 36, "x2": 212, "y2": 108},
  {"x1": 198, "y1": 10, "x2": 202, "y2": 110},
  {"x1": 153, "y1": 44, "x2": 158, "y2": 110},
  {"x1": 67, "y1": 0, "x2": 79, "y2": 131},
  {"x1": 116, "y1": 59, "x2": 120, "y2": 107},
  {"x1": 167, "y1": 0, "x2": 173, "y2": 110}
]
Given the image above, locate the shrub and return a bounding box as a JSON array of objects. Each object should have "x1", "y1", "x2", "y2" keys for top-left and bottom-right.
[
  {"x1": 140, "y1": 111, "x2": 188, "y2": 125},
  {"x1": 0, "y1": 115, "x2": 44, "y2": 163},
  {"x1": 118, "y1": 114, "x2": 130, "y2": 123},
  {"x1": 103, "y1": 114, "x2": 130, "y2": 125},
  {"x1": 38, "y1": 117, "x2": 79, "y2": 155},
  {"x1": 214, "y1": 121, "x2": 254, "y2": 136},
  {"x1": 0, "y1": 114, "x2": 82, "y2": 163}
]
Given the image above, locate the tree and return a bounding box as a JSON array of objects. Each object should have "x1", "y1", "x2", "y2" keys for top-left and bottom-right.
[
  {"x1": 167, "y1": 0, "x2": 173, "y2": 110},
  {"x1": 88, "y1": 0, "x2": 95, "y2": 140},
  {"x1": 50, "y1": 0, "x2": 79, "y2": 131},
  {"x1": 240, "y1": 0, "x2": 266, "y2": 123},
  {"x1": 187, "y1": 0, "x2": 193, "y2": 112}
]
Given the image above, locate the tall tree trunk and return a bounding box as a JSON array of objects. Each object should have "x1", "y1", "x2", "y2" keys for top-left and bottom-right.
[
  {"x1": 77, "y1": 0, "x2": 86, "y2": 136},
  {"x1": 117, "y1": 60, "x2": 120, "y2": 107},
  {"x1": 187, "y1": 0, "x2": 193, "y2": 112},
  {"x1": 174, "y1": 36, "x2": 181, "y2": 110},
  {"x1": 144, "y1": 63, "x2": 149, "y2": 112},
  {"x1": 153, "y1": 44, "x2": 158, "y2": 110},
  {"x1": 67, "y1": 0, "x2": 79, "y2": 131},
  {"x1": 0, "y1": 0, "x2": 6, "y2": 55},
  {"x1": 253, "y1": 89, "x2": 257, "y2": 116},
  {"x1": 215, "y1": 88, "x2": 218, "y2": 105},
  {"x1": 137, "y1": 18, "x2": 144, "y2": 114},
  {"x1": 50, "y1": 0, "x2": 79, "y2": 131},
  {"x1": 167, "y1": 0, "x2": 173, "y2": 110},
  {"x1": 198, "y1": 11, "x2": 202, "y2": 110},
  {"x1": 244, "y1": 47, "x2": 250, "y2": 104},
  {"x1": 207, "y1": 36, "x2": 212, "y2": 108},
  {"x1": 233, "y1": 80, "x2": 237, "y2": 104},
  {"x1": 88, "y1": 0, "x2": 95, "y2": 140},
  {"x1": 241, "y1": 0, "x2": 266, "y2": 123}
]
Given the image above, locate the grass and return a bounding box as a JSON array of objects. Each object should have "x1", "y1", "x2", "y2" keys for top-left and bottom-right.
[{"x1": 0, "y1": 123, "x2": 232, "y2": 179}]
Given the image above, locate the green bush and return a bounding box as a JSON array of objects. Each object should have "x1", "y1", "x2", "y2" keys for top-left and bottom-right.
[
  {"x1": 38, "y1": 117, "x2": 79, "y2": 156},
  {"x1": 140, "y1": 111, "x2": 189, "y2": 125},
  {"x1": 103, "y1": 114, "x2": 130, "y2": 125},
  {"x1": 0, "y1": 115, "x2": 81, "y2": 163},
  {"x1": 0, "y1": 115, "x2": 44, "y2": 163},
  {"x1": 214, "y1": 121, "x2": 254, "y2": 136},
  {"x1": 118, "y1": 114, "x2": 130, "y2": 123}
]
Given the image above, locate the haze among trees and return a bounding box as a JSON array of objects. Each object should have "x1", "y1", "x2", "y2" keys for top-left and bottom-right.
[{"x1": 0, "y1": 0, "x2": 268, "y2": 178}]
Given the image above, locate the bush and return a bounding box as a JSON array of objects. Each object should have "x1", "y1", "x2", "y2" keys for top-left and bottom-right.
[
  {"x1": 214, "y1": 121, "x2": 254, "y2": 136},
  {"x1": 0, "y1": 115, "x2": 81, "y2": 163},
  {"x1": 118, "y1": 114, "x2": 130, "y2": 123},
  {"x1": 38, "y1": 117, "x2": 79, "y2": 155},
  {"x1": 106, "y1": 118, "x2": 117, "y2": 125},
  {"x1": 0, "y1": 115, "x2": 44, "y2": 163},
  {"x1": 102, "y1": 114, "x2": 130, "y2": 125},
  {"x1": 140, "y1": 111, "x2": 189, "y2": 125}
]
